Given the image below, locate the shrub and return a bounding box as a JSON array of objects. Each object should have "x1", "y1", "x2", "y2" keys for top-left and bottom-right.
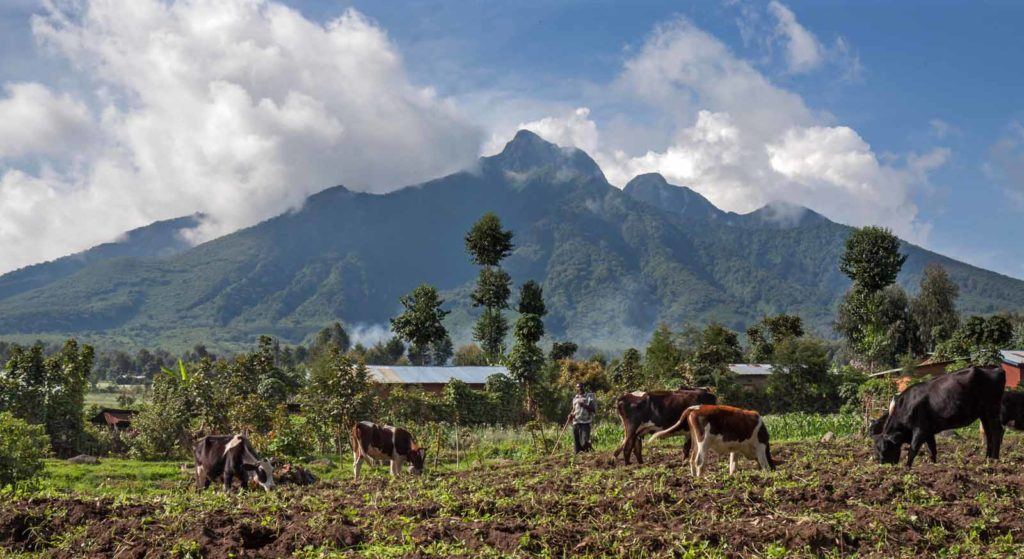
[{"x1": 0, "y1": 411, "x2": 50, "y2": 488}]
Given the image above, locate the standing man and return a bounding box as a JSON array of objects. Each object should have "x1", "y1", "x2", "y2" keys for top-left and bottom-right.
[{"x1": 570, "y1": 382, "x2": 597, "y2": 453}]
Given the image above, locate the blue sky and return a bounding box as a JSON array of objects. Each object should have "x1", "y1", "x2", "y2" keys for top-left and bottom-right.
[{"x1": 0, "y1": 0, "x2": 1022, "y2": 280}]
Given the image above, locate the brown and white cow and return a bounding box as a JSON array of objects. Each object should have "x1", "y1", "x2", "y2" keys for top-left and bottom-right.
[
  {"x1": 350, "y1": 421, "x2": 426, "y2": 480},
  {"x1": 613, "y1": 388, "x2": 717, "y2": 465},
  {"x1": 650, "y1": 404, "x2": 775, "y2": 476}
]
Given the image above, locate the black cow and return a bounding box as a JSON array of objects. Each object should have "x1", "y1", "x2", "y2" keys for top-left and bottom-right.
[
  {"x1": 613, "y1": 388, "x2": 717, "y2": 465},
  {"x1": 875, "y1": 366, "x2": 1005, "y2": 467},
  {"x1": 1001, "y1": 391, "x2": 1024, "y2": 430},
  {"x1": 194, "y1": 434, "x2": 276, "y2": 491}
]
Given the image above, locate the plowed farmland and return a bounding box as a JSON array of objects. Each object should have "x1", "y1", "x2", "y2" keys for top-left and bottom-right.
[{"x1": 3, "y1": 436, "x2": 1024, "y2": 558}]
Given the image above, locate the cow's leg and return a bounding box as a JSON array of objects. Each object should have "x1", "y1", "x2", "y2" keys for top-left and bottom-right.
[
  {"x1": 728, "y1": 453, "x2": 736, "y2": 475},
  {"x1": 223, "y1": 460, "x2": 234, "y2": 492},
  {"x1": 621, "y1": 430, "x2": 636, "y2": 465},
  {"x1": 981, "y1": 413, "x2": 1004, "y2": 460},
  {"x1": 195, "y1": 465, "x2": 205, "y2": 491},
  {"x1": 633, "y1": 435, "x2": 643, "y2": 465},
  {"x1": 926, "y1": 435, "x2": 937, "y2": 463},
  {"x1": 756, "y1": 443, "x2": 771, "y2": 471},
  {"x1": 682, "y1": 436, "x2": 692, "y2": 465},
  {"x1": 694, "y1": 442, "x2": 707, "y2": 477},
  {"x1": 905, "y1": 429, "x2": 926, "y2": 468},
  {"x1": 353, "y1": 454, "x2": 364, "y2": 481}
]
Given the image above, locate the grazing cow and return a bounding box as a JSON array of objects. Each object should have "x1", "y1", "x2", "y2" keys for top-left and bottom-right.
[
  {"x1": 868, "y1": 410, "x2": 890, "y2": 437},
  {"x1": 194, "y1": 434, "x2": 275, "y2": 492},
  {"x1": 613, "y1": 388, "x2": 717, "y2": 465},
  {"x1": 650, "y1": 404, "x2": 775, "y2": 476},
  {"x1": 350, "y1": 421, "x2": 426, "y2": 480},
  {"x1": 875, "y1": 365, "x2": 1005, "y2": 467},
  {"x1": 1001, "y1": 391, "x2": 1024, "y2": 430}
]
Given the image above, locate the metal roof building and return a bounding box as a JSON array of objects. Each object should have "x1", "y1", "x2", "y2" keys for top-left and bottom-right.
[
  {"x1": 728, "y1": 364, "x2": 773, "y2": 387},
  {"x1": 366, "y1": 366, "x2": 507, "y2": 392}
]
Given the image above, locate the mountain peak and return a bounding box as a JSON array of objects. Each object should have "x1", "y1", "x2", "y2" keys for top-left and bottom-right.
[
  {"x1": 742, "y1": 201, "x2": 829, "y2": 228},
  {"x1": 623, "y1": 173, "x2": 723, "y2": 221},
  {"x1": 484, "y1": 129, "x2": 605, "y2": 182}
]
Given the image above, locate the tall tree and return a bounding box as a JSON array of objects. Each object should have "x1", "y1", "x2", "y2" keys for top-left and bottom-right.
[
  {"x1": 612, "y1": 348, "x2": 643, "y2": 391},
  {"x1": 310, "y1": 322, "x2": 351, "y2": 358},
  {"x1": 0, "y1": 340, "x2": 93, "y2": 456},
  {"x1": 910, "y1": 264, "x2": 960, "y2": 350},
  {"x1": 643, "y1": 323, "x2": 680, "y2": 386},
  {"x1": 390, "y1": 284, "x2": 450, "y2": 365},
  {"x1": 304, "y1": 348, "x2": 376, "y2": 454},
  {"x1": 465, "y1": 213, "x2": 515, "y2": 360},
  {"x1": 746, "y1": 314, "x2": 804, "y2": 362},
  {"x1": 836, "y1": 226, "x2": 913, "y2": 370},
  {"x1": 507, "y1": 281, "x2": 548, "y2": 412},
  {"x1": 840, "y1": 226, "x2": 907, "y2": 292},
  {"x1": 464, "y1": 212, "x2": 514, "y2": 266},
  {"x1": 766, "y1": 337, "x2": 835, "y2": 413}
]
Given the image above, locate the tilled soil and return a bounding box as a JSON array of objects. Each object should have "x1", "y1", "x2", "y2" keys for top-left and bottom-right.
[{"x1": 3, "y1": 437, "x2": 1024, "y2": 557}]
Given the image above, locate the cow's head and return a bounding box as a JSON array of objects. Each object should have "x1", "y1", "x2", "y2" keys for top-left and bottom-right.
[
  {"x1": 874, "y1": 433, "x2": 903, "y2": 464},
  {"x1": 245, "y1": 457, "x2": 276, "y2": 491},
  {"x1": 407, "y1": 448, "x2": 426, "y2": 475}
]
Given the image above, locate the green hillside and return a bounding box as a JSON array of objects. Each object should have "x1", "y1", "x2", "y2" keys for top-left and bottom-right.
[{"x1": 1, "y1": 130, "x2": 1022, "y2": 352}]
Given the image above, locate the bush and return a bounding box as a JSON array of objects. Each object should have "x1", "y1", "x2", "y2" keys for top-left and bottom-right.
[
  {"x1": 257, "y1": 409, "x2": 315, "y2": 460},
  {"x1": 0, "y1": 412, "x2": 50, "y2": 488}
]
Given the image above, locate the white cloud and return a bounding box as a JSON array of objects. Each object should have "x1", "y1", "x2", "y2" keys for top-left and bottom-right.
[
  {"x1": 989, "y1": 121, "x2": 1024, "y2": 205},
  {"x1": 484, "y1": 107, "x2": 599, "y2": 156},
  {"x1": 0, "y1": 0, "x2": 480, "y2": 273},
  {"x1": 767, "y1": 1, "x2": 824, "y2": 74},
  {"x1": 0, "y1": 82, "x2": 92, "y2": 159},
  {"x1": 516, "y1": 18, "x2": 945, "y2": 243}
]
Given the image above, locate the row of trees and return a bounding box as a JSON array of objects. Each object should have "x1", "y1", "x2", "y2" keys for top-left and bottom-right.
[{"x1": 835, "y1": 226, "x2": 1022, "y2": 371}]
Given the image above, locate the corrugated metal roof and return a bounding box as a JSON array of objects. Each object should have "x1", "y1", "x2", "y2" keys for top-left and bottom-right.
[
  {"x1": 728, "y1": 364, "x2": 773, "y2": 376},
  {"x1": 1001, "y1": 350, "x2": 1024, "y2": 366},
  {"x1": 366, "y1": 366, "x2": 507, "y2": 385}
]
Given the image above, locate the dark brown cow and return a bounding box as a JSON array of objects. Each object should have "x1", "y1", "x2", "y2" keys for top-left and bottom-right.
[
  {"x1": 350, "y1": 421, "x2": 426, "y2": 480},
  {"x1": 613, "y1": 388, "x2": 717, "y2": 465},
  {"x1": 651, "y1": 404, "x2": 775, "y2": 476}
]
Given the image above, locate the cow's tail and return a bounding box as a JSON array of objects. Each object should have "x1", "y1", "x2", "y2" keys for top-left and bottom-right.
[{"x1": 650, "y1": 406, "x2": 698, "y2": 442}]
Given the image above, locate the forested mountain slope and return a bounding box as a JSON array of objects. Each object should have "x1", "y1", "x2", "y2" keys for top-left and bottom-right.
[{"x1": 1, "y1": 131, "x2": 1021, "y2": 351}]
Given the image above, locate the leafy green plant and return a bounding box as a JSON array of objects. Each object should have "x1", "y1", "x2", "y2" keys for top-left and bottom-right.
[{"x1": 0, "y1": 411, "x2": 50, "y2": 488}]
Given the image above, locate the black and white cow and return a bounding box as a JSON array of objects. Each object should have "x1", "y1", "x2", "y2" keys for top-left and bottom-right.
[
  {"x1": 194, "y1": 434, "x2": 276, "y2": 492},
  {"x1": 875, "y1": 365, "x2": 1005, "y2": 467},
  {"x1": 350, "y1": 421, "x2": 426, "y2": 480}
]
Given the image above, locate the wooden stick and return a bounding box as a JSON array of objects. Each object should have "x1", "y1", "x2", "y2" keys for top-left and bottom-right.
[{"x1": 551, "y1": 416, "x2": 572, "y2": 455}]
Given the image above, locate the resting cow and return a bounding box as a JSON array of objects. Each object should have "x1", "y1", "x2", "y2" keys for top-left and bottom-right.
[
  {"x1": 194, "y1": 434, "x2": 276, "y2": 492},
  {"x1": 613, "y1": 388, "x2": 717, "y2": 465},
  {"x1": 350, "y1": 421, "x2": 426, "y2": 480},
  {"x1": 875, "y1": 365, "x2": 1005, "y2": 467},
  {"x1": 650, "y1": 404, "x2": 775, "y2": 476}
]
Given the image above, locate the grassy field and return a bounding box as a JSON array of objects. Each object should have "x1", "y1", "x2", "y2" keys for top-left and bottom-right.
[
  {"x1": 83, "y1": 383, "x2": 149, "y2": 408},
  {"x1": 3, "y1": 417, "x2": 1023, "y2": 557}
]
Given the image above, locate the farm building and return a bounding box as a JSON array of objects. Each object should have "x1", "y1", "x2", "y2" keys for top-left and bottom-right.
[
  {"x1": 366, "y1": 366, "x2": 507, "y2": 393},
  {"x1": 89, "y1": 408, "x2": 137, "y2": 431},
  {"x1": 1001, "y1": 350, "x2": 1024, "y2": 388},
  {"x1": 728, "y1": 364, "x2": 773, "y2": 387},
  {"x1": 868, "y1": 354, "x2": 1024, "y2": 391}
]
